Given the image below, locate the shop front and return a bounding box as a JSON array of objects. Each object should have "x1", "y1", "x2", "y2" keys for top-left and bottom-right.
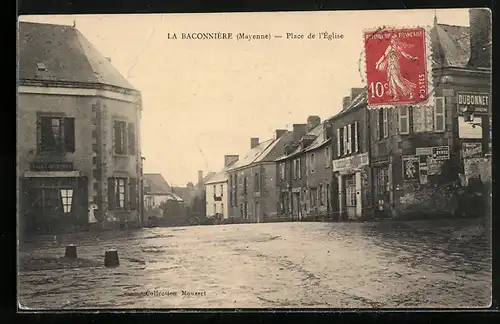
[
  {"x1": 332, "y1": 153, "x2": 369, "y2": 221},
  {"x1": 21, "y1": 162, "x2": 88, "y2": 234}
]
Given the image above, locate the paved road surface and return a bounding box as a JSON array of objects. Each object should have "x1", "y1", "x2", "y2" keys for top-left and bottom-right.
[{"x1": 18, "y1": 218, "x2": 491, "y2": 309}]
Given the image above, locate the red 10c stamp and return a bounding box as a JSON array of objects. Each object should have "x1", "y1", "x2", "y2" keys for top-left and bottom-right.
[{"x1": 364, "y1": 28, "x2": 429, "y2": 107}]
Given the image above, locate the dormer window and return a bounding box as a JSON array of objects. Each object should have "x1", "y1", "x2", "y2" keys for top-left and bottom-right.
[{"x1": 36, "y1": 62, "x2": 47, "y2": 71}]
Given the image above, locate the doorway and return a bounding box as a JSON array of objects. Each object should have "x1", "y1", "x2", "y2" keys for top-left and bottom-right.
[{"x1": 344, "y1": 174, "x2": 357, "y2": 220}]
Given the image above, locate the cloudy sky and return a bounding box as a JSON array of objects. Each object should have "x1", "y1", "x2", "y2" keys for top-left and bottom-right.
[{"x1": 20, "y1": 9, "x2": 469, "y2": 186}]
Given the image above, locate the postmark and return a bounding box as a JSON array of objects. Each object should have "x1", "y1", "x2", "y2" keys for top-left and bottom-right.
[{"x1": 362, "y1": 27, "x2": 433, "y2": 108}]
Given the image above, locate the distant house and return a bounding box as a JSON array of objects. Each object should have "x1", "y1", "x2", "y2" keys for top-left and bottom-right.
[
  {"x1": 205, "y1": 155, "x2": 239, "y2": 218},
  {"x1": 143, "y1": 173, "x2": 183, "y2": 216}
]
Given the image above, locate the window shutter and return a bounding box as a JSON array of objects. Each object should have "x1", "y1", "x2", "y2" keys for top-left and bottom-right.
[
  {"x1": 130, "y1": 178, "x2": 137, "y2": 210},
  {"x1": 63, "y1": 117, "x2": 75, "y2": 152},
  {"x1": 350, "y1": 123, "x2": 356, "y2": 152},
  {"x1": 346, "y1": 125, "x2": 351, "y2": 154},
  {"x1": 354, "y1": 122, "x2": 359, "y2": 153},
  {"x1": 113, "y1": 121, "x2": 120, "y2": 154},
  {"x1": 375, "y1": 110, "x2": 380, "y2": 140},
  {"x1": 128, "y1": 123, "x2": 136, "y2": 155},
  {"x1": 399, "y1": 106, "x2": 410, "y2": 134},
  {"x1": 409, "y1": 106, "x2": 414, "y2": 134},
  {"x1": 383, "y1": 108, "x2": 388, "y2": 138},
  {"x1": 40, "y1": 117, "x2": 53, "y2": 152},
  {"x1": 108, "y1": 178, "x2": 115, "y2": 210},
  {"x1": 434, "y1": 97, "x2": 445, "y2": 132},
  {"x1": 336, "y1": 128, "x2": 341, "y2": 157}
]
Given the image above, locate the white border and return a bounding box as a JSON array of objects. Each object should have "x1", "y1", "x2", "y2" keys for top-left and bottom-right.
[
  {"x1": 18, "y1": 85, "x2": 140, "y2": 103},
  {"x1": 360, "y1": 25, "x2": 435, "y2": 110}
]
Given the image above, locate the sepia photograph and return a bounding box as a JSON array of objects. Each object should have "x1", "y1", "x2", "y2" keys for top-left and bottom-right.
[{"x1": 17, "y1": 8, "x2": 492, "y2": 309}]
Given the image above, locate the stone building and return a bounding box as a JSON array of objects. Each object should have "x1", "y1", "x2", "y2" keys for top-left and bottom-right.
[
  {"x1": 228, "y1": 131, "x2": 293, "y2": 222},
  {"x1": 367, "y1": 9, "x2": 492, "y2": 219},
  {"x1": 17, "y1": 21, "x2": 143, "y2": 234}
]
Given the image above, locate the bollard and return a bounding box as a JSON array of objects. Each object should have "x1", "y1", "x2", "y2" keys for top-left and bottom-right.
[
  {"x1": 65, "y1": 244, "x2": 77, "y2": 259},
  {"x1": 104, "y1": 249, "x2": 120, "y2": 267}
]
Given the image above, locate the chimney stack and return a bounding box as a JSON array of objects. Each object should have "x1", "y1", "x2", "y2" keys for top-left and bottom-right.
[
  {"x1": 292, "y1": 124, "x2": 308, "y2": 143},
  {"x1": 342, "y1": 96, "x2": 351, "y2": 110},
  {"x1": 306, "y1": 115, "x2": 321, "y2": 131},
  {"x1": 250, "y1": 137, "x2": 260, "y2": 149},
  {"x1": 275, "y1": 129, "x2": 287, "y2": 139},
  {"x1": 224, "y1": 155, "x2": 239, "y2": 167},
  {"x1": 468, "y1": 8, "x2": 492, "y2": 68}
]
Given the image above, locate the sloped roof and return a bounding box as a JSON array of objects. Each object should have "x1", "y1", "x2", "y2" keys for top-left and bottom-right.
[
  {"x1": 18, "y1": 21, "x2": 137, "y2": 91},
  {"x1": 144, "y1": 173, "x2": 171, "y2": 195},
  {"x1": 431, "y1": 23, "x2": 470, "y2": 69},
  {"x1": 205, "y1": 170, "x2": 229, "y2": 185},
  {"x1": 227, "y1": 139, "x2": 275, "y2": 171}
]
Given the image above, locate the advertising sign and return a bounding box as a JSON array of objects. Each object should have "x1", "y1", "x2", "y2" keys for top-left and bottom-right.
[
  {"x1": 457, "y1": 92, "x2": 490, "y2": 115},
  {"x1": 427, "y1": 158, "x2": 443, "y2": 176},
  {"x1": 431, "y1": 146, "x2": 450, "y2": 161},
  {"x1": 461, "y1": 142, "x2": 483, "y2": 159},
  {"x1": 402, "y1": 155, "x2": 419, "y2": 181}
]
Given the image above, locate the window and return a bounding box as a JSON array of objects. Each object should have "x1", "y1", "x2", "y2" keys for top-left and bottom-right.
[
  {"x1": 221, "y1": 203, "x2": 224, "y2": 216},
  {"x1": 243, "y1": 177, "x2": 248, "y2": 194},
  {"x1": 220, "y1": 184, "x2": 224, "y2": 197},
  {"x1": 354, "y1": 122, "x2": 359, "y2": 153},
  {"x1": 399, "y1": 106, "x2": 411, "y2": 134},
  {"x1": 294, "y1": 159, "x2": 300, "y2": 179},
  {"x1": 345, "y1": 125, "x2": 350, "y2": 154},
  {"x1": 129, "y1": 178, "x2": 137, "y2": 210},
  {"x1": 113, "y1": 121, "x2": 127, "y2": 155},
  {"x1": 325, "y1": 146, "x2": 331, "y2": 166},
  {"x1": 60, "y1": 189, "x2": 73, "y2": 213},
  {"x1": 213, "y1": 185, "x2": 216, "y2": 196},
  {"x1": 319, "y1": 185, "x2": 324, "y2": 206},
  {"x1": 310, "y1": 188, "x2": 318, "y2": 208},
  {"x1": 310, "y1": 153, "x2": 316, "y2": 173},
  {"x1": 383, "y1": 108, "x2": 389, "y2": 138},
  {"x1": 434, "y1": 97, "x2": 445, "y2": 132},
  {"x1": 280, "y1": 163, "x2": 286, "y2": 180},
  {"x1": 326, "y1": 184, "x2": 331, "y2": 209},
  {"x1": 39, "y1": 115, "x2": 75, "y2": 153},
  {"x1": 92, "y1": 156, "x2": 97, "y2": 165},
  {"x1": 298, "y1": 158, "x2": 302, "y2": 179},
  {"x1": 343, "y1": 126, "x2": 348, "y2": 155},
  {"x1": 108, "y1": 177, "x2": 127, "y2": 210}
]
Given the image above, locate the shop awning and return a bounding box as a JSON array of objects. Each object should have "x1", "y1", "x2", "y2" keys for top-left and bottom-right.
[{"x1": 24, "y1": 171, "x2": 82, "y2": 178}]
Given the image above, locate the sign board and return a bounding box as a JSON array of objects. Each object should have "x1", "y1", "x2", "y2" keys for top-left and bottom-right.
[
  {"x1": 30, "y1": 162, "x2": 74, "y2": 172},
  {"x1": 431, "y1": 146, "x2": 450, "y2": 161},
  {"x1": 427, "y1": 158, "x2": 443, "y2": 176},
  {"x1": 461, "y1": 142, "x2": 483, "y2": 159},
  {"x1": 457, "y1": 92, "x2": 490, "y2": 115},
  {"x1": 332, "y1": 152, "x2": 369, "y2": 173},
  {"x1": 416, "y1": 147, "x2": 433, "y2": 156},
  {"x1": 419, "y1": 161, "x2": 428, "y2": 184},
  {"x1": 402, "y1": 155, "x2": 419, "y2": 181}
]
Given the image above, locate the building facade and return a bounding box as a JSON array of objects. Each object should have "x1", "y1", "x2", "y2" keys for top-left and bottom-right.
[
  {"x1": 228, "y1": 131, "x2": 292, "y2": 222},
  {"x1": 143, "y1": 173, "x2": 183, "y2": 219},
  {"x1": 367, "y1": 11, "x2": 491, "y2": 219},
  {"x1": 18, "y1": 22, "x2": 143, "y2": 235},
  {"x1": 204, "y1": 155, "x2": 239, "y2": 218},
  {"x1": 330, "y1": 89, "x2": 373, "y2": 221}
]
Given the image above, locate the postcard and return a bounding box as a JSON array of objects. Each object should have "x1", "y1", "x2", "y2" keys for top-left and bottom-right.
[{"x1": 17, "y1": 8, "x2": 492, "y2": 310}]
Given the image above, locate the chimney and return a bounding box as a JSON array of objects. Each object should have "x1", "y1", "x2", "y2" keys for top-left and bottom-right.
[
  {"x1": 468, "y1": 8, "x2": 492, "y2": 68},
  {"x1": 350, "y1": 87, "x2": 365, "y2": 102},
  {"x1": 105, "y1": 57, "x2": 112, "y2": 63},
  {"x1": 306, "y1": 115, "x2": 321, "y2": 131},
  {"x1": 198, "y1": 170, "x2": 203, "y2": 184},
  {"x1": 292, "y1": 124, "x2": 308, "y2": 143},
  {"x1": 275, "y1": 129, "x2": 287, "y2": 139},
  {"x1": 342, "y1": 96, "x2": 351, "y2": 110},
  {"x1": 224, "y1": 155, "x2": 239, "y2": 167},
  {"x1": 250, "y1": 137, "x2": 259, "y2": 149}
]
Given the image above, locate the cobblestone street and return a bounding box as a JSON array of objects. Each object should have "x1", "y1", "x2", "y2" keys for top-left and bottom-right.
[{"x1": 18, "y1": 218, "x2": 491, "y2": 309}]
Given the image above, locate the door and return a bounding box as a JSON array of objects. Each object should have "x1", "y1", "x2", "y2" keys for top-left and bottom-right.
[
  {"x1": 26, "y1": 187, "x2": 76, "y2": 233},
  {"x1": 345, "y1": 174, "x2": 357, "y2": 220},
  {"x1": 255, "y1": 201, "x2": 260, "y2": 223}
]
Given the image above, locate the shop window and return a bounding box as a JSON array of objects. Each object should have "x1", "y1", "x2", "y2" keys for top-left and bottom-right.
[
  {"x1": 38, "y1": 115, "x2": 75, "y2": 154},
  {"x1": 60, "y1": 189, "x2": 74, "y2": 213}
]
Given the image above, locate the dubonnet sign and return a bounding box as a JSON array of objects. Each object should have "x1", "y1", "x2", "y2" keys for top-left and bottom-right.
[
  {"x1": 457, "y1": 92, "x2": 490, "y2": 115},
  {"x1": 332, "y1": 153, "x2": 369, "y2": 173}
]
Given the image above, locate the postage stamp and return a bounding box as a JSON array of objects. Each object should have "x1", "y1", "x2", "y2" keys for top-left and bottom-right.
[{"x1": 363, "y1": 27, "x2": 432, "y2": 108}]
